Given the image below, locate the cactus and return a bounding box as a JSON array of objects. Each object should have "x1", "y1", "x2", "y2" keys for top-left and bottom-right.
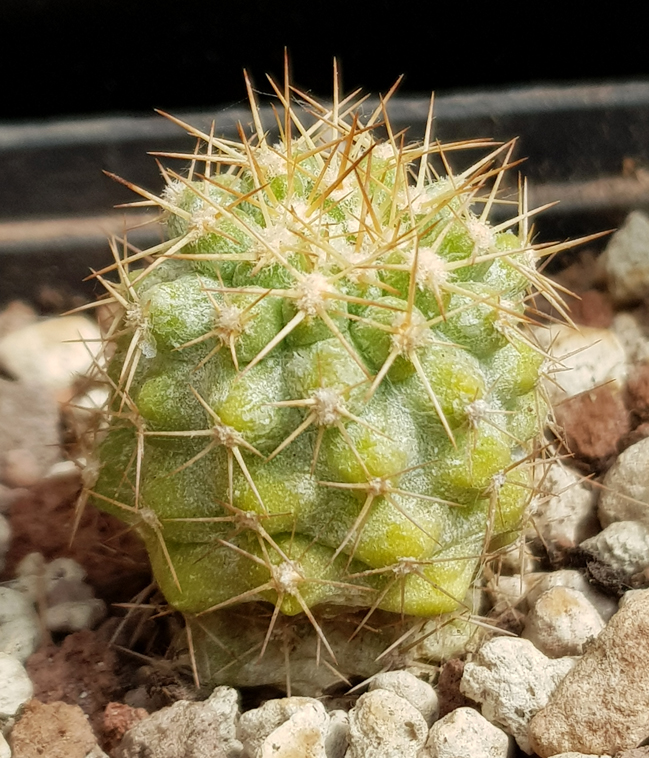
[{"x1": 84, "y1": 72, "x2": 565, "y2": 692}]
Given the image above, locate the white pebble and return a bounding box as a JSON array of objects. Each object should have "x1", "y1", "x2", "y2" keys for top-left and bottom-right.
[
  {"x1": 45, "y1": 599, "x2": 107, "y2": 633},
  {"x1": 259, "y1": 701, "x2": 329, "y2": 758},
  {"x1": 0, "y1": 587, "x2": 41, "y2": 663},
  {"x1": 487, "y1": 573, "x2": 533, "y2": 616},
  {"x1": 115, "y1": 685, "x2": 242, "y2": 758},
  {"x1": 522, "y1": 586, "x2": 604, "y2": 658},
  {"x1": 369, "y1": 670, "x2": 439, "y2": 725},
  {"x1": 598, "y1": 437, "x2": 649, "y2": 527},
  {"x1": 422, "y1": 707, "x2": 510, "y2": 758},
  {"x1": 612, "y1": 310, "x2": 649, "y2": 364},
  {"x1": 0, "y1": 652, "x2": 33, "y2": 718},
  {"x1": 525, "y1": 570, "x2": 618, "y2": 622},
  {"x1": 597, "y1": 209, "x2": 649, "y2": 304},
  {"x1": 0, "y1": 315, "x2": 102, "y2": 395},
  {"x1": 532, "y1": 461, "x2": 599, "y2": 551},
  {"x1": 533, "y1": 323, "x2": 626, "y2": 402},
  {"x1": 0, "y1": 733, "x2": 10, "y2": 758},
  {"x1": 581, "y1": 520, "x2": 649, "y2": 575},
  {"x1": 460, "y1": 636, "x2": 577, "y2": 753},
  {"x1": 1, "y1": 448, "x2": 42, "y2": 488},
  {"x1": 325, "y1": 710, "x2": 349, "y2": 758},
  {"x1": 238, "y1": 697, "x2": 325, "y2": 758},
  {"x1": 345, "y1": 690, "x2": 428, "y2": 758},
  {"x1": 14, "y1": 553, "x2": 87, "y2": 600}
]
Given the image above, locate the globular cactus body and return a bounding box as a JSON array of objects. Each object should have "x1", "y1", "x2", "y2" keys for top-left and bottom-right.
[{"x1": 88, "y1": 76, "x2": 558, "y2": 685}]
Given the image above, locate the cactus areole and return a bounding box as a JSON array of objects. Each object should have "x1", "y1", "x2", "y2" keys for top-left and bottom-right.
[{"x1": 88, "y1": 74, "x2": 562, "y2": 686}]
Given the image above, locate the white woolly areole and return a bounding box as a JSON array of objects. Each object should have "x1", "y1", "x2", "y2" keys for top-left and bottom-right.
[
  {"x1": 373, "y1": 142, "x2": 396, "y2": 161},
  {"x1": 255, "y1": 144, "x2": 288, "y2": 179},
  {"x1": 295, "y1": 272, "x2": 332, "y2": 316},
  {"x1": 216, "y1": 303, "x2": 244, "y2": 342},
  {"x1": 213, "y1": 421, "x2": 245, "y2": 449},
  {"x1": 368, "y1": 478, "x2": 390, "y2": 497},
  {"x1": 391, "y1": 309, "x2": 430, "y2": 355},
  {"x1": 161, "y1": 179, "x2": 185, "y2": 208},
  {"x1": 124, "y1": 304, "x2": 157, "y2": 359},
  {"x1": 466, "y1": 398, "x2": 490, "y2": 427},
  {"x1": 490, "y1": 470, "x2": 507, "y2": 492},
  {"x1": 190, "y1": 206, "x2": 220, "y2": 236},
  {"x1": 393, "y1": 557, "x2": 420, "y2": 577},
  {"x1": 412, "y1": 247, "x2": 449, "y2": 291},
  {"x1": 255, "y1": 224, "x2": 294, "y2": 264},
  {"x1": 311, "y1": 388, "x2": 345, "y2": 427},
  {"x1": 273, "y1": 561, "x2": 302, "y2": 596},
  {"x1": 139, "y1": 508, "x2": 162, "y2": 529},
  {"x1": 466, "y1": 217, "x2": 495, "y2": 253}
]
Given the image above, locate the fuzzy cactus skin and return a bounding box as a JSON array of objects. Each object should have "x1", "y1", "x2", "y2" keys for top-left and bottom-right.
[{"x1": 89, "y1": 80, "x2": 555, "y2": 671}]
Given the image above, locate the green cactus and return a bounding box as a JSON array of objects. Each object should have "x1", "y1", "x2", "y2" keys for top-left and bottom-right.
[{"x1": 86, "y1": 74, "x2": 561, "y2": 690}]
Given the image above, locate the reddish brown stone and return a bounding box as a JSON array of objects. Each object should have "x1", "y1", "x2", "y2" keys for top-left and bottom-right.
[
  {"x1": 570, "y1": 289, "x2": 615, "y2": 328},
  {"x1": 436, "y1": 659, "x2": 476, "y2": 718},
  {"x1": 102, "y1": 702, "x2": 148, "y2": 753},
  {"x1": 10, "y1": 700, "x2": 98, "y2": 758},
  {"x1": 554, "y1": 385, "x2": 630, "y2": 470},
  {"x1": 0, "y1": 475, "x2": 150, "y2": 604},
  {"x1": 26, "y1": 628, "x2": 122, "y2": 736}
]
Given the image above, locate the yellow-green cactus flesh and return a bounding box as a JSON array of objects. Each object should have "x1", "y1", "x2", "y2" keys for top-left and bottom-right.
[{"x1": 89, "y1": 83, "x2": 556, "y2": 671}]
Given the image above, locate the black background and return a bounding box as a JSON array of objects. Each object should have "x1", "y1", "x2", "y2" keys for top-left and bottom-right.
[{"x1": 1, "y1": 0, "x2": 645, "y2": 120}]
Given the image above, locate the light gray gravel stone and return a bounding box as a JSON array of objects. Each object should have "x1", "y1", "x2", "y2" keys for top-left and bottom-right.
[
  {"x1": 522, "y1": 586, "x2": 604, "y2": 658},
  {"x1": 548, "y1": 754, "x2": 612, "y2": 758},
  {"x1": 368, "y1": 670, "x2": 439, "y2": 725},
  {"x1": 581, "y1": 520, "x2": 649, "y2": 575},
  {"x1": 487, "y1": 573, "x2": 531, "y2": 615},
  {"x1": 0, "y1": 379, "x2": 60, "y2": 481},
  {"x1": 344, "y1": 689, "x2": 428, "y2": 758},
  {"x1": 115, "y1": 686, "x2": 242, "y2": 758},
  {"x1": 612, "y1": 310, "x2": 649, "y2": 364},
  {"x1": 238, "y1": 697, "x2": 325, "y2": 758},
  {"x1": 422, "y1": 707, "x2": 510, "y2": 758},
  {"x1": 0, "y1": 315, "x2": 102, "y2": 396},
  {"x1": 532, "y1": 461, "x2": 599, "y2": 552},
  {"x1": 0, "y1": 652, "x2": 33, "y2": 719},
  {"x1": 460, "y1": 636, "x2": 577, "y2": 753},
  {"x1": 10, "y1": 554, "x2": 107, "y2": 633},
  {"x1": 0, "y1": 587, "x2": 41, "y2": 663},
  {"x1": 325, "y1": 710, "x2": 349, "y2": 758},
  {"x1": 525, "y1": 569, "x2": 618, "y2": 622},
  {"x1": 258, "y1": 702, "x2": 329, "y2": 758},
  {"x1": 0, "y1": 733, "x2": 9, "y2": 758},
  {"x1": 44, "y1": 598, "x2": 107, "y2": 633},
  {"x1": 534, "y1": 324, "x2": 626, "y2": 402},
  {"x1": 597, "y1": 210, "x2": 649, "y2": 304},
  {"x1": 529, "y1": 589, "x2": 649, "y2": 757},
  {"x1": 1, "y1": 447, "x2": 43, "y2": 488},
  {"x1": 598, "y1": 437, "x2": 649, "y2": 527}
]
